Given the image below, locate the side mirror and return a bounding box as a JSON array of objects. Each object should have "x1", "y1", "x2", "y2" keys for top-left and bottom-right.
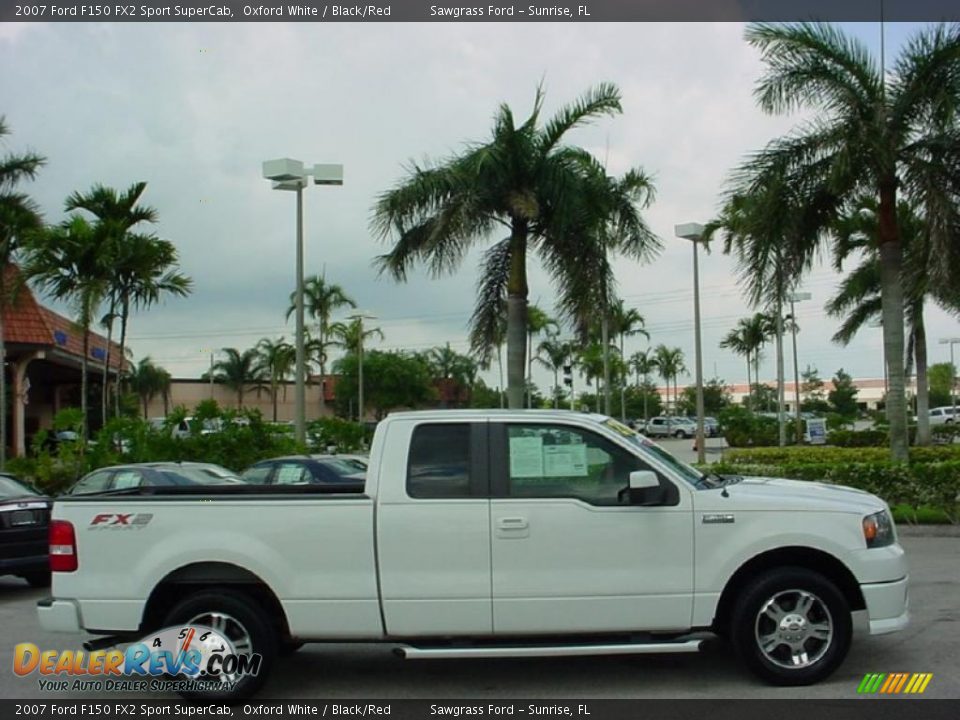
[{"x1": 620, "y1": 470, "x2": 664, "y2": 505}]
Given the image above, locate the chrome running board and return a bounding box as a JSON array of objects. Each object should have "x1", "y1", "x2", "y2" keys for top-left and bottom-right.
[{"x1": 394, "y1": 639, "x2": 702, "y2": 660}]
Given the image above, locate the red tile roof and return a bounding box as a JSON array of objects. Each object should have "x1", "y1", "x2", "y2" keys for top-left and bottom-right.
[{"x1": 2, "y1": 265, "x2": 125, "y2": 370}]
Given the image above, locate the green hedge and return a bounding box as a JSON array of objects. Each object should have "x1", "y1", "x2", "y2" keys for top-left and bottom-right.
[
  {"x1": 709, "y1": 460, "x2": 960, "y2": 524},
  {"x1": 722, "y1": 445, "x2": 960, "y2": 465}
]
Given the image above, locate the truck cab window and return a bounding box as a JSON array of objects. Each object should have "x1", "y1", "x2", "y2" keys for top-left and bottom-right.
[
  {"x1": 407, "y1": 424, "x2": 471, "y2": 498},
  {"x1": 505, "y1": 424, "x2": 641, "y2": 506}
]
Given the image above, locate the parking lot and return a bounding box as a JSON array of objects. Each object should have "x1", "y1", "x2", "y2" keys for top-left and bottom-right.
[{"x1": 1, "y1": 533, "x2": 957, "y2": 700}]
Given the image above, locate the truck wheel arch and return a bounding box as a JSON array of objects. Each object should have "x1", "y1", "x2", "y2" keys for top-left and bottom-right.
[
  {"x1": 712, "y1": 547, "x2": 865, "y2": 636},
  {"x1": 141, "y1": 562, "x2": 291, "y2": 641}
]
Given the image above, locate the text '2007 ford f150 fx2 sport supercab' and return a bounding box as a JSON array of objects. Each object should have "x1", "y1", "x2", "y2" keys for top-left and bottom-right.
[{"x1": 37, "y1": 410, "x2": 909, "y2": 699}]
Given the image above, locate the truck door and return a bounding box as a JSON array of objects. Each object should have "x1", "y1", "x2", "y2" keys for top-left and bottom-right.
[
  {"x1": 376, "y1": 420, "x2": 492, "y2": 636},
  {"x1": 489, "y1": 421, "x2": 694, "y2": 634}
]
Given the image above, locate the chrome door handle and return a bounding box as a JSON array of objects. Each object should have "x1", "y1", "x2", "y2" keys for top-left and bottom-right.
[{"x1": 497, "y1": 517, "x2": 528, "y2": 530}]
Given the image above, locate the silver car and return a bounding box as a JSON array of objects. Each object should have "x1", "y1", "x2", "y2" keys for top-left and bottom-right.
[{"x1": 643, "y1": 416, "x2": 697, "y2": 438}]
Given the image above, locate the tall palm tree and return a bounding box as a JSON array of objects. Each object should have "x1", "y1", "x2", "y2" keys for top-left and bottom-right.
[
  {"x1": 577, "y1": 342, "x2": 607, "y2": 413},
  {"x1": 64, "y1": 182, "x2": 159, "y2": 422},
  {"x1": 286, "y1": 275, "x2": 355, "y2": 414},
  {"x1": 0, "y1": 117, "x2": 45, "y2": 467},
  {"x1": 525, "y1": 305, "x2": 557, "y2": 408},
  {"x1": 373, "y1": 83, "x2": 658, "y2": 408},
  {"x1": 652, "y1": 345, "x2": 687, "y2": 416},
  {"x1": 608, "y1": 300, "x2": 648, "y2": 421},
  {"x1": 629, "y1": 350, "x2": 657, "y2": 421},
  {"x1": 257, "y1": 337, "x2": 296, "y2": 422},
  {"x1": 731, "y1": 22, "x2": 960, "y2": 460},
  {"x1": 23, "y1": 216, "x2": 109, "y2": 439},
  {"x1": 212, "y1": 347, "x2": 267, "y2": 409},
  {"x1": 720, "y1": 324, "x2": 754, "y2": 406},
  {"x1": 127, "y1": 356, "x2": 171, "y2": 419},
  {"x1": 827, "y1": 198, "x2": 960, "y2": 444},
  {"x1": 536, "y1": 333, "x2": 572, "y2": 409},
  {"x1": 469, "y1": 297, "x2": 508, "y2": 408},
  {"x1": 111, "y1": 233, "x2": 191, "y2": 417}
]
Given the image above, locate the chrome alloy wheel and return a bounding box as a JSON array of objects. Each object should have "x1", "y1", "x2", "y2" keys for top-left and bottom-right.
[
  {"x1": 754, "y1": 589, "x2": 833, "y2": 669},
  {"x1": 186, "y1": 611, "x2": 253, "y2": 685}
]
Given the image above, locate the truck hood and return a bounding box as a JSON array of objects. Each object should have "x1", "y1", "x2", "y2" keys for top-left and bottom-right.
[{"x1": 700, "y1": 475, "x2": 887, "y2": 515}]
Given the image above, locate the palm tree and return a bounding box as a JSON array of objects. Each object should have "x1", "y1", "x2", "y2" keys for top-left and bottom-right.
[
  {"x1": 629, "y1": 350, "x2": 657, "y2": 421},
  {"x1": 127, "y1": 357, "x2": 171, "y2": 418},
  {"x1": 333, "y1": 317, "x2": 385, "y2": 356},
  {"x1": 64, "y1": 182, "x2": 159, "y2": 422},
  {"x1": 469, "y1": 297, "x2": 508, "y2": 408},
  {"x1": 525, "y1": 305, "x2": 557, "y2": 408},
  {"x1": 652, "y1": 345, "x2": 687, "y2": 417},
  {"x1": 827, "y1": 198, "x2": 960, "y2": 444},
  {"x1": 0, "y1": 117, "x2": 45, "y2": 467},
  {"x1": 536, "y1": 333, "x2": 572, "y2": 409},
  {"x1": 373, "y1": 83, "x2": 658, "y2": 409},
  {"x1": 720, "y1": 324, "x2": 753, "y2": 406},
  {"x1": 212, "y1": 347, "x2": 267, "y2": 409},
  {"x1": 731, "y1": 22, "x2": 960, "y2": 460},
  {"x1": 608, "y1": 300, "x2": 648, "y2": 421},
  {"x1": 286, "y1": 275, "x2": 355, "y2": 414},
  {"x1": 257, "y1": 337, "x2": 296, "y2": 422},
  {"x1": 577, "y1": 342, "x2": 607, "y2": 412},
  {"x1": 23, "y1": 216, "x2": 109, "y2": 439}
]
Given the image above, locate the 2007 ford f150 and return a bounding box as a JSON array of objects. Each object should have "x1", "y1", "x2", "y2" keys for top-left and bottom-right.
[{"x1": 37, "y1": 410, "x2": 908, "y2": 698}]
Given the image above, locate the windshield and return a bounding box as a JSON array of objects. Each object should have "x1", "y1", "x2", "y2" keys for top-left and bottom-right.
[
  {"x1": 601, "y1": 418, "x2": 708, "y2": 489},
  {"x1": 0, "y1": 475, "x2": 40, "y2": 499}
]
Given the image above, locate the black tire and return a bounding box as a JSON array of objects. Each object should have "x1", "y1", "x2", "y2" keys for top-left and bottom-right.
[
  {"x1": 161, "y1": 589, "x2": 277, "y2": 701},
  {"x1": 675, "y1": 430, "x2": 686, "y2": 439},
  {"x1": 21, "y1": 571, "x2": 51, "y2": 588},
  {"x1": 730, "y1": 567, "x2": 851, "y2": 686}
]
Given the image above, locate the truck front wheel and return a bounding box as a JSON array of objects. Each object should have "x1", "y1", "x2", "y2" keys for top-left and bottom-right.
[
  {"x1": 731, "y1": 567, "x2": 851, "y2": 685},
  {"x1": 162, "y1": 589, "x2": 278, "y2": 700}
]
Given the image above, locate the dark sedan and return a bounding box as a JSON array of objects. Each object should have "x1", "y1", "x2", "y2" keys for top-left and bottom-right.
[
  {"x1": 241, "y1": 455, "x2": 366, "y2": 485},
  {"x1": 0, "y1": 474, "x2": 51, "y2": 587},
  {"x1": 67, "y1": 463, "x2": 241, "y2": 495}
]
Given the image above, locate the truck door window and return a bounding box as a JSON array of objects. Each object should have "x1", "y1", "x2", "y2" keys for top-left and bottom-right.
[
  {"x1": 505, "y1": 424, "x2": 642, "y2": 506},
  {"x1": 407, "y1": 424, "x2": 471, "y2": 498}
]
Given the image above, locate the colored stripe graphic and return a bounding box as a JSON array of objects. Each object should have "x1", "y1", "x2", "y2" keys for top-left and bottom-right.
[{"x1": 858, "y1": 673, "x2": 932, "y2": 694}]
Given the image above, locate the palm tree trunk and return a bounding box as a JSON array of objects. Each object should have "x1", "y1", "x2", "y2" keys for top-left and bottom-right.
[
  {"x1": 81, "y1": 326, "x2": 90, "y2": 442},
  {"x1": 0, "y1": 298, "x2": 7, "y2": 468},
  {"x1": 497, "y1": 344, "x2": 505, "y2": 409},
  {"x1": 141, "y1": 394, "x2": 148, "y2": 419},
  {"x1": 745, "y1": 351, "x2": 752, "y2": 409},
  {"x1": 526, "y1": 329, "x2": 533, "y2": 409},
  {"x1": 553, "y1": 368, "x2": 559, "y2": 409},
  {"x1": 877, "y1": 183, "x2": 909, "y2": 461},
  {"x1": 505, "y1": 222, "x2": 528, "y2": 410},
  {"x1": 272, "y1": 374, "x2": 279, "y2": 422},
  {"x1": 601, "y1": 315, "x2": 611, "y2": 416},
  {"x1": 318, "y1": 323, "x2": 326, "y2": 416},
  {"x1": 101, "y1": 300, "x2": 115, "y2": 425},
  {"x1": 115, "y1": 297, "x2": 130, "y2": 418},
  {"x1": 914, "y1": 311, "x2": 930, "y2": 446}
]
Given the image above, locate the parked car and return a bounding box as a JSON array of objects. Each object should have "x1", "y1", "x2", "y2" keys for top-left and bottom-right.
[
  {"x1": 702, "y1": 416, "x2": 720, "y2": 437},
  {"x1": 140, "y1": 462, "x2": 244, "y2": 484},
  {"x1": 0, "y1": 474, "x2": 51, "y2": 587},
  {"x1": 67, "y1": 463, "x2": 241, "y2": 495},
  {"x1": 241, "y1": 455, "x2": 366, "y2": 485},
  {"x1": 644, "y1": 416, "x2": 697, "y2": 438},
  {"x1": 42, "y1": 410, "x2": 908, "y2": 699},
  {"x1": 924, "y1": 407, "x2": 957, "y2": 426}
]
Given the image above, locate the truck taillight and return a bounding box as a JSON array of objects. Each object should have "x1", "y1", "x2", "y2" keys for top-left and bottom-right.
[{"x1": 49, "y1": 520, "x2": 77, "y2": 572}]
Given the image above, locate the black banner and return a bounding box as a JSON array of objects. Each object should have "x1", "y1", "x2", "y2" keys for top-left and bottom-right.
[
  {"x1": 2, "y1": 700, "x2": 958, "y2": 720},
  {"x1": 2, "y1": 0, "x2": 960, "y2": 24}
]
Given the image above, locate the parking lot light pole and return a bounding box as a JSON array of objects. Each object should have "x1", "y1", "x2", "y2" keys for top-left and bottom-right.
[
  {"x1": 262, "y1": 159, "x2": 343, "y2": 445},
  {"x1": 787, "y1": 292, "x2": 811, "y2": 442},
  {"x1": 348, "y1": 312, "x2": 377, "y2": 428},
  {"x1": 675, "y1": 222, "x2": 706, "y2": 464},
  {"x1": 940, "y1": 337, "x2": 960, "y2": 423}
]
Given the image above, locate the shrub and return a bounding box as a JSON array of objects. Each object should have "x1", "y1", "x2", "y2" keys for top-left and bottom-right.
[
  {"x1": 718, "y1": 407, "x2": 781, "y2": 447},
  {"x1": 307, "y1": 417, "x2": 371, "y2": 453},
  {"x1": 828, "y1": 429, "x2": 888, "y2": 447}
]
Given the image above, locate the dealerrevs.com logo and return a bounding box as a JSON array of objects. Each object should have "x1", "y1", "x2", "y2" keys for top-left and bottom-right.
[{"x1": 14, "y1": 625, "x2": 262, "y2": 693}]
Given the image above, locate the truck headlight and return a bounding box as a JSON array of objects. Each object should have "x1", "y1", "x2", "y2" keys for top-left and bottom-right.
[{"x1": 863, "y1": 510, "x2": 894, "y2": 548}]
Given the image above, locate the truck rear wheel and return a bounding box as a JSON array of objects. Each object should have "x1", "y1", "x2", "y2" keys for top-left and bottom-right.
[
  {"x1": 730, "y1": 567, "x2": 851, "y2": 686},
  {"x1": 162, "y1": 589, "x2": 277, "y2": 700}
]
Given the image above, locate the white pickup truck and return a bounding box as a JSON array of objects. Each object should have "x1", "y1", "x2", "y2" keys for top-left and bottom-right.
[{"x1": 38, "y1": 410, "x2": 908, "y2": 698}]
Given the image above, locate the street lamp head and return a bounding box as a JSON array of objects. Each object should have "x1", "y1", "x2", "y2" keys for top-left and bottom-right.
[
  {"x1": 271, "y1": 179, "x2": 305, "y2": 191},
  {"x1": 940, "y1": 338, "x2": 960, "y2": 344},
  {"x1": 262, "y1": 158, "x2": 304, "y2": 182},
  {"x1": 312, "y1": 163, "x2": 344, "y2": 186},
  {"x1": 787, "y1": 292, "x2": 812, "y2": 302},
  {"x1": 675, "y1": 222, "x2": 705, "y2": 241}
]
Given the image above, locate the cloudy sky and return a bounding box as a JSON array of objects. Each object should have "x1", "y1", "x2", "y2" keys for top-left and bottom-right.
[{"x1": 2, "y1": 20, "x2": 957, "y2": 391}]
